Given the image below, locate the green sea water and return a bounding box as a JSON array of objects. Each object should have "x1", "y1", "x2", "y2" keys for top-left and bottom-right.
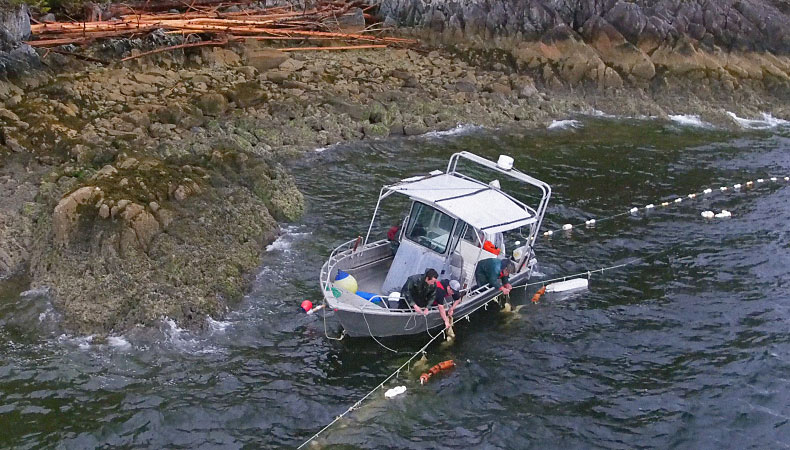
[{"x1": 2, "y1": 115, "x2": 789, "y2": 448}]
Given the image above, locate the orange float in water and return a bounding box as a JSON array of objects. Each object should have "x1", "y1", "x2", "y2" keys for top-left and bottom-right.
[
  {"x1": 531, "y1": 286, "x2": 546, "y2": 304},
  {"x1": 419, "y1": 360, "x2": 455, "y2": 384},
  {"x1": 301, "y1": 300, "x2": 313, "y2": 312}
]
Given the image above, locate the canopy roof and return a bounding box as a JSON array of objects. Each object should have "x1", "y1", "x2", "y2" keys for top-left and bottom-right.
[{"x1": 388, "y1": 174, "x2": 536, "y2": 233}]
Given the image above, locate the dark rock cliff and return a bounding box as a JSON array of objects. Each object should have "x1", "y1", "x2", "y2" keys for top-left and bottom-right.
[
  {"x1": 377, "y1": 0, "x2": 790, "y2": 95},
  {"x1": 0, "y1": 3, "x2": 38, "y2": 77},
  {"x1": 379, "y1": 0, "x2": 790, "y2": 54}
]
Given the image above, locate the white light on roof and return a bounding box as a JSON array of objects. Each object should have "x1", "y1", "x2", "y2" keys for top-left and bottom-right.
[
  {"x1": 497, "y1": 155, "x2": 514, "y2": 170},
  {"x1": 429, "y1": 170, "x2": 443, "y2": 176}
]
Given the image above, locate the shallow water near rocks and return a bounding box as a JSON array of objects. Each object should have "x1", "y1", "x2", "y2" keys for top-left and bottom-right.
[{"x1": 2, "y1": 117, "x2": 790, "y2": 448}]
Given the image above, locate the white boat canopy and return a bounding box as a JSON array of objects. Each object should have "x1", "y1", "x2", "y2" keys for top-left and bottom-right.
[{"x1": 387, "y1": 173, "x2": 537, "y2": 234}]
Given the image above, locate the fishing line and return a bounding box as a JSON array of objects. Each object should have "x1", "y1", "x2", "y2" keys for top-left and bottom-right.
[
  {"x1": 540, "y1": 175, "x2": 788, "y2": 237},
  {"x1": 298, "y1": 292, "x2": 506, "y2": 449},
  {"x1": 511, "y1": 245, "x2": 673, "y2": 291},
  {"x1": 305, "y1": 174, "x2": 789, "y2": 447},
  {"x1": 297, "y1": 327, "x2": 444, "y2": 449}
]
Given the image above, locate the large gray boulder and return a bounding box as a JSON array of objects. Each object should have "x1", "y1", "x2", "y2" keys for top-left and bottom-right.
[
  {"x1": 0, "y1": 3, "x2": 31, "y2": 47},
  {"x1": 0, "y1": 4, "x2": 39, "y2": 78}
]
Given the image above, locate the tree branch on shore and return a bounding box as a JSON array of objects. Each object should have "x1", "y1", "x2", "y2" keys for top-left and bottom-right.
[{"x1": 25, "y1": 0, "x2": 415, "y2": 58}]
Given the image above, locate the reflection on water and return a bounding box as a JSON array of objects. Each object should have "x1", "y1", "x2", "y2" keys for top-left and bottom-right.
[{"x1": 2, "y1": 118, "x2": 790, "y2": 448}]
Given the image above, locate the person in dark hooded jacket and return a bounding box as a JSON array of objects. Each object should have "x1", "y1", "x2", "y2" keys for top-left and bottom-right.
[{"x1": 474, "y1": 258, "x2": 515, "y2": 295}]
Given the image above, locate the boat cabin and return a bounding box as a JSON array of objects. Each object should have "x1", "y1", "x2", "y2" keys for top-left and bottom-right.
[{"x1": 360, "y1": 153, "x2": 547, "y2": 301}]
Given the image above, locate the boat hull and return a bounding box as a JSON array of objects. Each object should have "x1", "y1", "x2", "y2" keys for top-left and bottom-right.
[{"x1": 326, "y1": 270, "x2": 532, "y2": 338}]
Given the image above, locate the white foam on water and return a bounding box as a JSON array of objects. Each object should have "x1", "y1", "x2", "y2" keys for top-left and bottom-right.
[
  {"x1": 207, "y1": 316, "x2": 232, "y2": 332},
  {"x1": 531, "y1": 270, "x2": 547, "y2": 278},
  {"x1": 423, "y1": 124, "x2": 479, "y2": 138},
  {"x1": 726, "y1": 112, "x2": 790, "y2": 130},
  {"x1": 163, "y1": 318, "x2": 186, "y2": 336},
  {"x1": 255, "y1": 265, "x2": 277, "y2": 282},
  {"x1": 107, "y1": 335, "x2": 132, "y2": 349},
  {"x1": 20, "y1": 287, "x2": 50, "y2": 298},
  {"x1": 548, "y1": 119, "x2": 582, "y2": 130},
  {"x1": 58, "y1": 334, "x2": 94, "y2": 350},
  {"x1": 38, "y1": 306, "x2": 57, "y2": 323},
  {"x1": 314, "y1": 142, "x2": 341, "y2": 153},
  {"x1": 265, "y1": 236, "x2": 292, "y2": 252},
  {"x1": 668, "y1": 114, "x2": 711, "y2": 128},
  {"x1": 265, "y1": 226, "x2": 311, "y2": 252},
  {"x1": 162, "y1": 317, "x2": 224, "y2": 355},
  {"x1": 589, "y1": 109, "x2": 617, "y2": 118}
]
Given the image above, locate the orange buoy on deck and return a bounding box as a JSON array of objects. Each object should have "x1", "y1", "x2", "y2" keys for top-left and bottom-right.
[
  {"x1": 531, "y1": 286, "x2": 546, "y2": 303},
  {"x1": 419, "y1": 360, "x2": 455, "y2": 385}
]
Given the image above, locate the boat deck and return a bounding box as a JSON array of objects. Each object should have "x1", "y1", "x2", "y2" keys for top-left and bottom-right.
[{"x1": 354, "y1": 261, "x2": 391, "y2": 295}]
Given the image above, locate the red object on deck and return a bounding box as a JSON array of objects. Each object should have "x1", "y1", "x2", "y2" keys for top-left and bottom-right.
[{"x1": 483, "y1": 240, "x2": 500, "y2": 255}]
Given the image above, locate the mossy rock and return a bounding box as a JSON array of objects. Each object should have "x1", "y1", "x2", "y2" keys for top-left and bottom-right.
[
  {"x1": 269, "y1": 186, "x2": 304, "y2": 222},
  {"x1": 369, "y1": 101, "x2": 389, "y2": 124},
  {"x1": 194, "y1": 92, "x2": 228, "y2": 117},
  {"x1": 156, "y1": 104, "x2": 205, "y2": 128},
  {"x1": 363, "y1": 123, "x2": 390, "y2": 138},
  {"x1": 229, "y1": 81, "x2": 268, "y2": 108}
]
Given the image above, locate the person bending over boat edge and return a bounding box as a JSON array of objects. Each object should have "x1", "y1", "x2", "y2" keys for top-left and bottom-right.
[
  {"x1": 474, "y1": 258, "x2": 515, "y2": 295},
  {"x1": 398, "y1": 268, "x2": 439, "y2": 315},
  {"x1": 434, "y1": 279, "x2": 463, "y2": 329}
]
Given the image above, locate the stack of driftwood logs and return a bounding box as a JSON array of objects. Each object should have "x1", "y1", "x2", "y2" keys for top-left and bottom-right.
[{"x1": 27, "y1": 0, "x2": 415, "y2": 60}]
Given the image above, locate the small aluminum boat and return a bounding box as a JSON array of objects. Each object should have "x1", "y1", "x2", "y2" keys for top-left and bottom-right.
[{"x1": 319, "y1": 152, "x2": 551, "y2": 338}]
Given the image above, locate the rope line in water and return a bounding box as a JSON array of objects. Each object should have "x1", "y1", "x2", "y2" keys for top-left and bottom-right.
[
  {"x1": 302, "y1": 243, "x2": 683, "y2": 448},
  {"x1": 299, "y1": 291, "x2": 511, "y2": 449},
  {"x1": 542, "y1": 175, "x2": 789, "y2": 237},
  {"x1": 306, "y1": 174, "x2": 789, "y2": 447},
  {"x1": 513, "y1": 248, "x2": 670, "y2": 291},
  {"x1": 297, "y1": 327, "x2": 443, "y2": 448},
  {"x1": 322, "y1": 304, "x2": 346, "y2": 341}
]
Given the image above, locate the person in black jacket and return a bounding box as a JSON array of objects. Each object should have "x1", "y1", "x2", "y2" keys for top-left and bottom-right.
[{"x1": 398, "y1": 268, "x2": 439, "y2": 314}]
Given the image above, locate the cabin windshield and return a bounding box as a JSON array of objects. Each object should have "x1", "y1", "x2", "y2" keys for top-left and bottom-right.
[{"x1": 405, "y1": 202, "x2": 456, "y2": 254}]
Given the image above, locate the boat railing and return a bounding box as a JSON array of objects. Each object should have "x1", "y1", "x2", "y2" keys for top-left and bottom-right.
[{"x1": 320, "y1": 238, "x2": 389, "y2": 293}]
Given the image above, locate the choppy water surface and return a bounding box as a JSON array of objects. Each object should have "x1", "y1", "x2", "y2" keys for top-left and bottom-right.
[{"x1": 2, "y1": 117, "x2": 790, "y2": 448}]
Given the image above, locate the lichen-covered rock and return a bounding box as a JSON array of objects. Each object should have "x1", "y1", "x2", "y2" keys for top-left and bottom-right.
[
  {"x1": 27, "y1": 150, "x2": 290, "y2": 333},
  {"x1": 362, "y1": 122, "x2": 390, "y2": 138},
  {"x1": 202, "y1": 47, "x2": 242, "y2": 67},
  {"x1": 0, "y1": 174, "x2": 38, "y2": 280},
  {"x1": 243, "y1": 47, "x2": 288, "y2": 72},
  {"x1": 379, "y1": 0, "x2": 790, "y2": 54},
  {"x1": 194, "y1": 92, "x2": 228, "y2": 116},
  {"x1": 229, "y1": 81, "x2": 268, "y2": 108},
  {"x1": 52, "y1": 186, "x2": 101, "y2": 246},
  {"x1": 380, "y1": 0, "x2": 790, "y2": 92}
]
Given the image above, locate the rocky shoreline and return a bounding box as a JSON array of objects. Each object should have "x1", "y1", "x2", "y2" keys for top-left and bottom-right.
[{"x1": 1, "y1": 1, "x2": 790, "y2": 335}]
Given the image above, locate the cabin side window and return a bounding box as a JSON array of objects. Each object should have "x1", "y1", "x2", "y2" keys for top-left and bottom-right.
[
  {"x1": 405, "y1": 202, "x2": 455, "y2": 254},
  {"x1": 461, "y1": 224, "x2": 481, "y2": 245}
]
